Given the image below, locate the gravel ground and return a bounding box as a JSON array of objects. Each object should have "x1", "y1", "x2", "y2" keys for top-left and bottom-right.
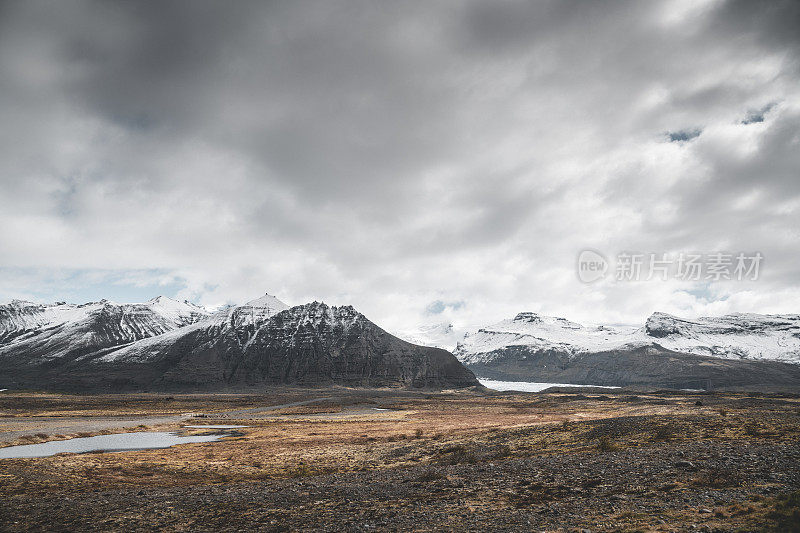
[
  {"x1": 1, "y1": 439, "x2": 798, "y2": 531},
  {"x1": 1, "y1": 391, "x2": 798, "y2": 532}
]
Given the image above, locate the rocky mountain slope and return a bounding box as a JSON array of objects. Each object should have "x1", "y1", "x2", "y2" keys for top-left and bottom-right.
[
  {"x1": 0, "y1": 295, "x2": 477, "y2": 392},
  {"x1": 450, "y1": 311, "x2": 800, "y2": 390}
]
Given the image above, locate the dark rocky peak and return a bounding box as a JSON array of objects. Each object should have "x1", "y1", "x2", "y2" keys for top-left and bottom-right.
[
  {"x1": 645, "y1": 312, "x2": 691, "y2": 338},
  {"x1": 7, "y1": 299, "x2": 42, "y2": 309},
  {"x1": 513, "y1": 312, "x2": 541, "y2": 323},
  {"x1": 643, "y1": 311, "x2": 790, "y2": 338},
  {"x1": 272, "y1": 302, "x2": 366, "y2": 332}
]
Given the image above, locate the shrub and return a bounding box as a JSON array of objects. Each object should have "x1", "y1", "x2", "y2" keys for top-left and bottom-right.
[
  {"x1": 652, "y1": 424, "x2": 677, "y2": 442},
  {"x1": 417, "y1": 469, "x2": 444, "y2": 482},
  {"x1": 693, "y1": 467, "x2": 742, "y2": 488},
  {"x1": 436, "y1": 444, "x2": 477, "y2": 465},
  {"x1": 492, "y1": 444, "x2": 512, "y2": 459},
  {"x1": 597, "y1": 436, "x2": 617, "y2": 452},
  {"x1": 744, "y1": 423, "x2": 763, "y2": 437},
  {"x1": 765, "y1": 490, "x2": 800, "y2": 533}
]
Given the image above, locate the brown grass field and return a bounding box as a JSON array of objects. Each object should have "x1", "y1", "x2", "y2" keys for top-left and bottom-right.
[{"x1": 1, "y1": 388, "x2": 799, "y2": 531}]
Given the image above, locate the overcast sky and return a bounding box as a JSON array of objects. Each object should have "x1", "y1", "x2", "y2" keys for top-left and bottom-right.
[{"x1": 1, "y1": 0, "x2": 799, "y2": 333}]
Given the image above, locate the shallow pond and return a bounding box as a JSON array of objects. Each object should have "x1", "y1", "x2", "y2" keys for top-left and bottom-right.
[
  {"x1": 477, "y1": 378, "x2": 621, "y2": 393},
  {"x1": 183, "y1": 425, "x2": 249, "y2": 429},
  {"x1": 0, "y1": 431, "x2": 227, "y2": 459}
]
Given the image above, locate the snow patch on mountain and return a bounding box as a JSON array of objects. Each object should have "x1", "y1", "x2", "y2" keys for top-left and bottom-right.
[
  {"x1": 244, "y1": 293, "x2": 290, "y2": 312},
  {"x1": 397, "y1": 322, "x2": 462, "y2": 351},
  {"x1": 147, "y1": 296, "x2": 209, "y2": 325}
]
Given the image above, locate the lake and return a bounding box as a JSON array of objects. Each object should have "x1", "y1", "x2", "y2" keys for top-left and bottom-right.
[{"x1": 0, "y1": 431, "x2": 227, "y2": 460}]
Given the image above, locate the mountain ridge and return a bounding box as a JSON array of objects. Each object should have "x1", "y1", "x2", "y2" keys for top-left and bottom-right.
[
  {"x1": 452, "y1": 311, "x2": 800, "y2": 365},
  {"x1": 0, "y1": 294, "x2": 478, "y2": 391}
]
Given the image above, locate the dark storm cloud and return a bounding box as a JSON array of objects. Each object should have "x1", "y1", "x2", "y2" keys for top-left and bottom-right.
[
  {"x1": 711, "y1": 0, "x2": 800, "y2": 60},
  {"x1": 0, "y1": 0, "x2": 799, "y2": 328}
]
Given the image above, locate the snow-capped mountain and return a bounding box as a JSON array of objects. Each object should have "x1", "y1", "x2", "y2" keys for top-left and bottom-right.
[
  {"x1": 450, "y1": 311, "x2": 800, "y2": 390},
  {"x1": 454, "y1": 311, "x2": 800, "y2": 365},
  {"x1": 0, "y1": 297, "x2": 209, "y2": 362},
  {"x1": 643, "y1": 312, "x2": 800, "y2": 363},
  {"x1": 454, "y1": 312, "x2": 641, "y2": 365},
  {"x1": 87, "y1": 293, "x2": 293, "y2": 364},
  {"x1": 0, "y1": 294, "x2": 477, "y2": 391}
]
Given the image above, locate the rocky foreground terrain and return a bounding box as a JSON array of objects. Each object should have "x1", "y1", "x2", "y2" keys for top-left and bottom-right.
[{"x1": 0, "y1": 389, "x2": 798, "y2": 531}]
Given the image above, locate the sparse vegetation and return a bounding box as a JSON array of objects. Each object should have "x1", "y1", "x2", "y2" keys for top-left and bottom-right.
[{"x1": 0, "y1": 390, "x2": 798, "y2": 531}]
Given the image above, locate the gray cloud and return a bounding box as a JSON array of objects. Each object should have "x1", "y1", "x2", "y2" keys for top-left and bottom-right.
[{"x1": 0, "y1": 0, "x2": 798, "y2": 331}]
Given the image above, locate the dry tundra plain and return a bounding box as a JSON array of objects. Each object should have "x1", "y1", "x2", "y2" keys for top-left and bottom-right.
[{"x1": 1, "y1": 388, "x2": 799, "y2": 532}]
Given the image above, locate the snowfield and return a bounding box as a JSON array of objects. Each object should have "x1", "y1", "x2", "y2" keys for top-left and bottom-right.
[{"x1": 396, "y1": 322, "x2": 461, "y2": 352}]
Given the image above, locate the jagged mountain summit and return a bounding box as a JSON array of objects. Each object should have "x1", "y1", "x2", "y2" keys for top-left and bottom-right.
[
  {"x1": 243, "y1": 292, "x2": 290, "y2": 314},
  {"x1": 0, "y1": 294, "x2": 477, "y2": 392},
  {"x1": 450, "y1": 311, "x2": 800, "y2": 390}
]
